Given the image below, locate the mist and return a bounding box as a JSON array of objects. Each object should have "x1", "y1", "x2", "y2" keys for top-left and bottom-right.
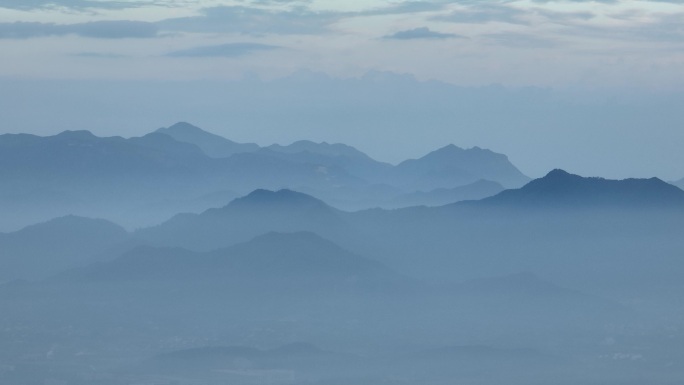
[{"x1": 1, "y1": 123, "x2": 684, "y2": 384}]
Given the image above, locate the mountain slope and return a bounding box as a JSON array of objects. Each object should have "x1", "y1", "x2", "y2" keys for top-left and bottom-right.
[
  {"x1": 672, "y1": 177, "x2": 684, "y2": 191},
  {"x1": 0, "y1": 215, "x2": 129, "y2": 281},
  {"x1": 155, "y1": 122, "x2": 259, "y2": 158},
  {"x1": 0, "y1": 130, "x2": 212, "y2": 180},
  {"x1": 391, "y1": 144, "x2": 530, "y2": 190},
  {"x1": 479, "y1": 169, "x2": 684, "y2": 208},
  {"x1": 267, "y1": 140, "x2": 392, "y2": 180},
  {"x1": 136, "y1": 189, "x2": 353, "y2": 251},
  {"x1": 65, "y1": 231, "x2": 396, "y2": 289},
  {"x1": 441, "y1": 272, "x2": 631, "y2": 331},
  {"x1": 388, "y1": 179, "x2": 504, "y2": 208}
]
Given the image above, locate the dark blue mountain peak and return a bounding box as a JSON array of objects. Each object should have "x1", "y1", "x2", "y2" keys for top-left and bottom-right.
[
  {"x1": 230, "y1": 189, "x2": 328, "y2": 208},
  {"x1": 422, "y1": 144, "x2": 506, "y2": 162},
  {"x1": 55, "y1": 129, "x2": 96, "y2": 138},
  {"x1": 435, "y1": 143, "x2": 464, "y2": 152},
  {"x1": 166, "y1": 121, "x2": 203, "y2": 132},
  {"x1": 19, "y1": 215, "x2": 126, "y2": 235},
  {"x1": 482, "y1": 169, "x2": 684, "y2": 207},
  {"x1": 53, "y1": 130, "x2": 99, "y2": 143},
  {"x1": 155, "y1": 122, "x2": 259, "y2": 157},
  {"x1": 545, "y1": 168, "x2": 571, "y2": 177},
  {"x1": 535, "y1": 169, "x2": 671, "y2": 189}
]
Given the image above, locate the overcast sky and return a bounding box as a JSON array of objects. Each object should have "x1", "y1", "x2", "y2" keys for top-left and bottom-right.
[
  {"x1": 2, "y1": 0, "x2": 684, "y2": 86},
  {"x1": 1, "y1": 0, "x2": 684, "y2": 179}
]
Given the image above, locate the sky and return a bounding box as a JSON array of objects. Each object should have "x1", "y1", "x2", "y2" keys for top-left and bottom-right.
[
  {"x1": 2, "y1": 0, "x2": 684, "y2": 86},
  {"x1": 1, "y1": 0, "x2": 684, "y2": 180}
]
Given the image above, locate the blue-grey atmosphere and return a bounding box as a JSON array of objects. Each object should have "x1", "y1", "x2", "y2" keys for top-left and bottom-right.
[
  {"x1": 2, "y1": 1, "x2": 684, "y2": 385},
  {"x1": 1, "y1": 0, "x2": 684, "y2": 180}
]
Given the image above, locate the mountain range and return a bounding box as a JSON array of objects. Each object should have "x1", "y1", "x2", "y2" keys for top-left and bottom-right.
[
  {"x1": 479, "y1": 168, "x2": 684, "y2": 208},
  {"x1": 2, "y1": 146, "x2": 683, "y2": 385},
  {"x1": 5, "y1": 168, "x2": 683, "y2": 287},
  {"x1": 0, "y1": 122, "x2": 530, "y2": 231},
  {"x1": 137, "y1": 189, "x2": 353, "y2": 251},
  {"x1": 0, "y1": 215, "x2": 129, "y2": 281},
  {"x1": 66, "y1": 231, "x2": 396, "y2": 290}
]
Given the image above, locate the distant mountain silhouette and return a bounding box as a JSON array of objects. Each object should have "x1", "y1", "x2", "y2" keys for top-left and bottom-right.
[
  {"x1": 227, "y1": 188, "x2": 331, "y2": 210},
  {"x1": 268, "y1": 140, "x2": 371, "y2": 160},
  {"x1": 445, "y1": 272, "x2": 630, "y2": 328},
  {"x1": 146, "y1": 342, "x2": 357, "y2": 378},
  {"x1": 0, "y1": 215, "x2": 129, "y2": 281},
  {"x1": 0, "y1": 129, "x2": 367, "y2": 229},
  {"x1": 67, "y1": 231, "x2": 396, "y2": 288},
  {"x1": 137, "y1": 189, "x2": 352, "y2": 251},
  {"x1": 455, "y1": 271, "x2": 585, "y2": 298},
  {"x1": 0, "y1": 130, "x2": 211, "y2": 179},
  {"x1": 480, "y1": 169, "x2": 684, "y2": 208},
  {"x1": 155, "y1": 122, "x2": 259, "y2": 158},
  {"x1": 266, "y1": 140, "x2": 392, "y2": 181},
  {"x1": 414, "y1": 344, "x2": 548, "y2": 361},
  {"x1": 0, "y1": 124, "x2": 537, "y2": 229},
  {"x1": 388, "y1": 179, "x2": 504, "y2": 208},
  {"x1": 672, "y1": 177, "x2": 684, "y2": 191},
  {"x1": 157, "y1": 342, "x2": 328, "y2": 362},
  {"x1": 391, "y1": 144, "x2": 530, "y2": 189}
]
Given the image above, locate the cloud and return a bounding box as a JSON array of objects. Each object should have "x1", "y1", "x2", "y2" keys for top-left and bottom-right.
[
  {"x1": 534, "y1": 9, "x2": 595, "y2": 23},
  {"x1": 165, "y1": 42, "x2": 280, "y2": 57},
  {"x1": 483, "y1": 32, "x2": 560, "y2": 48},
  {"x1": 70, "y1": 52, "x2": 127, "y2": 58},
  {"x1": 155, "y1": 2, "x2": 449, "y2": 37},
  {"x1": 359, "y1": 1, "x2": 446, "y2": 16},
  {"x1": 0, "y1": 0, "x2": 158, "y2": 10},
  {"x1": 551, "y1": 10, "x2": 684, "y2": 44},
  {"x1": 384, "y1": 27, "x2": 463, "y2": 40},
  {"x1": 434, "y1": 3, "x2": 530, "y2": 25},
  {"x1": 157, "y1": 5, "x2": 341, "y2": 36},
  {"x1": 530, "y1": 0, "x2": 618, "y2": 3},
  {"x1": 0, "y1": 20, "x2": 159, "y2": 39}
]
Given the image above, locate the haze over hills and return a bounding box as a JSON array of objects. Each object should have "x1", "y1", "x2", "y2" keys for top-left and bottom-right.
[
  {"x1": 0, "y1": 122, "x2": 532, "y2": 231},
  {"x1": 672, "y1": 177, "x2": 684, "y2": 191},
  {"x1": 137, "y1": 189, "x2": 353, "y2": 251},
  {"x1": 448, "y1": 272, "x2": 630, "y2": 326},
  {"x1": 478, "y1": 169, "x2": 684, "y2": 208},
  {"x1": 266, "y1": 140, "x2": 394, "y2": 181},
  {"x1": 156, "y1": 122, "x2": 259, "y2": 158},
  {"x1": 1, "y1": 225, "x2": 637, "y2": 385},
  {"x1": 0, "y1": 215, "x2": 129, "y2": 281},
  {"x1": 125, "y1": 170, "x2": 684, "y2": 295},
  {"x1": 2, "y1": 122, "x2": 684, "y2": 384},
  {"x1": 391, "y1": 144, "x2": 530, "y2": 190},
  {"x1": 69, "y1": 231, "x2": 396, "y2": 288},
  {"x1": 388, "y1": 179, "x2": 504, "y2": 208}
]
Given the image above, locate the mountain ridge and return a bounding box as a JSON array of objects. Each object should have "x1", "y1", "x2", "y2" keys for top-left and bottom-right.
[
  {"x1": 136, "y1": 190, "x2": 351, "y2": 251},
  {"x1": 477, "y1": 169, "x2": 684, "y2": 208},
  {"x1": 63, "y1": 231, "x2": 396, "y2": 286},
  {"x1": 393, "y1": 144, "x2": 530, "y2": 189},
  {"x1": 155, "y1": 122, "x2": 259, "y2": 158}
]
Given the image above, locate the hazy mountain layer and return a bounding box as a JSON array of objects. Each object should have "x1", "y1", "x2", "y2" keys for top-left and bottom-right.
[
  {"x1": 156, "y1": 122, "x2": 260, "y2": 158},
  {"x1": 391, "y1": 144, "x2": 530, "y2": 189},
  {"x1": 480, "y1": 169, "x2": 684, "y2": 208},
  {"x1": 136, "y1": 189, "x2": 355, "y2": 251},
  {"x1": 2, "y1": 132, "x2": 684, "y2": 385},
  {"x1": 1, "y1": 230, "x2": 634, "y2": 385},
  {"x1": 0, "y1": 123, "x2": 531, "y2": 230},
  {"x1": 386, "y1": 179, "x2": 504, "y2": 208},
  {"x1": 0, "y1": 215, "x2": 130, "y2": 281}
]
